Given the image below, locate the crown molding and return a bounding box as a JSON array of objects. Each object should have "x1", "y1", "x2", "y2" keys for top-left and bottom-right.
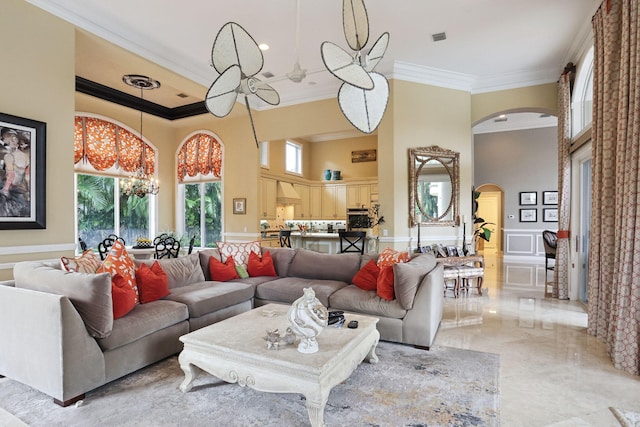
[
  {"x1": 391, "y1": 61, "x2": 475, "y2": 92},
  {"x1": 76, "y1": 77, "x2": 207, "y2": 120}
]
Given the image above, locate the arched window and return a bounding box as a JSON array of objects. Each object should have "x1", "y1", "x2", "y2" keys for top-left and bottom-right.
[
  {"x1": 571, "y1": 46, "x2": 594, "y2": 137},
  {"x1": 176, "y1": 132, "x2": 223, "y2": 248},
  {"x1": 74, "y1": 114, "x2": 158, "y2": 250}
]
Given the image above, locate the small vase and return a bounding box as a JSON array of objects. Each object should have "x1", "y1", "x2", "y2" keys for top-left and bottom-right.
[
  {"x1": 323, "y1": 169, "x2": 332, "y2": 180},
  {"x1": 331, "y1": 170, "x2": 341, "y2": 180}
]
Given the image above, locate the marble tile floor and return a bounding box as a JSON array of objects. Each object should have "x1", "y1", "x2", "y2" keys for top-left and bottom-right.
[{"x1": 434, "y1": 254, "x2": 640, "y2": 427}]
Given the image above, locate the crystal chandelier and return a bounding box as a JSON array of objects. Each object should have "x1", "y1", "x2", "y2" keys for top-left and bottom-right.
[{"x1": 121, "y1": 74, "x2": 161, "y2": 198}]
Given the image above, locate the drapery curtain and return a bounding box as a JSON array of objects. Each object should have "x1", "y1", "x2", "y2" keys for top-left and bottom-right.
[
  {"x1": 176, "y1": 133, "x2": 222, "y2": 182},
  {"x1": 554, "y1": 70, "x2": 572, "y2": 300},
  {"x1": 588, "y1": 0, "x2": 640, "y2": 376}
]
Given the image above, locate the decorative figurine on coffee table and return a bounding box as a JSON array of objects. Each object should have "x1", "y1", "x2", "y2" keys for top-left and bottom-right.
[{"x1": 288, "y1": 288, "x2": 328, "y2": 354}]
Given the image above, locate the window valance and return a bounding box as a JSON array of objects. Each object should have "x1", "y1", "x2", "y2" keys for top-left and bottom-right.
[
  {"x1": 177, "y1": 133, "x2": 222, "y2": 182},
  {"x1": 74, "y1": 116, "x2": 156, "y2": 173}
]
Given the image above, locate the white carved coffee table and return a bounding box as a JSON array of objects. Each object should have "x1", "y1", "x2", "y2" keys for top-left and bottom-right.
[{"x1": 178, "y1": 303, "x2": 379, "y2": 427}]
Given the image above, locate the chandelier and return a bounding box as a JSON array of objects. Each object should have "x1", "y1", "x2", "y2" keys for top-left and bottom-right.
[{"x1": 121, "y1": 74, "x2": 161, "y2": 198}]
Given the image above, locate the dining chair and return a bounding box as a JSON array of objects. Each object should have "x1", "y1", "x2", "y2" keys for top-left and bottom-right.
[
  {"x1": 154, "y1": 235, "x2": 181, "y2": 259},
  {"x1": 78, "y1": 237, "x2": 88, "y2": 252},
  {"x1": 279, "y1": 230, "x2": 292, "y2": 248},
  {"x1": 542, "y1": 230, "x2": 557, "y2": 296},
  {"x1": 187, "y1": 235, "x2": 196, "y2": 254},
  {"x1": 338, "y1": 231, "x2": 366, "y2": 254},
  {"x1": 98, "y1": 234, "x2": 125, "y2": 260}
]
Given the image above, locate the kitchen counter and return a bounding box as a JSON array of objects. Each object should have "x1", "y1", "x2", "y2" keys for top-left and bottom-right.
[{"x1": 290, "y1": 231, "x2": 378, "y2": 254}]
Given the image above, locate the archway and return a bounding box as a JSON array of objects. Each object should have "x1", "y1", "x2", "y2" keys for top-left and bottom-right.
[{"x1": 475, "y1": 183, "x2": 503, "y2": 254}]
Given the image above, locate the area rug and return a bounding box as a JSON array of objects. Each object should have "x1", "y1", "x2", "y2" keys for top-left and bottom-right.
[
  {"x1": 0, "y1": 342, "x2": 499, "y2": 427},
  {"x1": 610, "y1": 407, "x2": 640, "y2": 427}
]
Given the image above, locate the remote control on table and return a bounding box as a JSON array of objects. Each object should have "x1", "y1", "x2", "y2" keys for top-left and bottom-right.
[{"x1": 347, "y1": 320, "x2": 358, "y2": 329}]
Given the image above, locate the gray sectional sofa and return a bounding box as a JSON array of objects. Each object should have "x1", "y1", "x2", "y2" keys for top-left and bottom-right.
[{"x1": 0, "y1": 247, "x2": 443, "y2": 406}]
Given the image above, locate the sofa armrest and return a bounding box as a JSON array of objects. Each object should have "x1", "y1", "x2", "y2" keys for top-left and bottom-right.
[
  {"x1": 0, "y1": 285, "x2": 106, "y2": 402},
  {"x1": 402, "y1": 263, "x2": 444, "y2": 348}
]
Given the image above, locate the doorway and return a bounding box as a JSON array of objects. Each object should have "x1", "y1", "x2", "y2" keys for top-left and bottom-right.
[
  {"x1": 475, "y1": 184, "x2": 503, "y2": 254},
  {"x1": 570, "y1": 143, "x2": 591, "y2": 303}
]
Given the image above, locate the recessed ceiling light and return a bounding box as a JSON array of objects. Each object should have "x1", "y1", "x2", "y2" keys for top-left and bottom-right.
[
  {"x1": 176, "y1": 93, "x2": 189, "y2": 98},
  {"x1": 261, "y1": 71, "x2": 274, "y2": 78},
  {"x1": 259, "y1": 43, "x2": 269, "y2": 51}
]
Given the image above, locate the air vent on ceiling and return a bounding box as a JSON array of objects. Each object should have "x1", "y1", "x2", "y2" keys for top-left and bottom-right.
[
  {"x1": 261, "y1": 71, "x2": 275, "y2": 79},
  {"x1": 540, "y1": 114, "x2": 551, "y2": 118},
  {"x1": 176, "y1": 93, "x2": 189, "y2": 98},
  {"x1": 494, "y1": 116, "x2": 508, "y2": 123},
  {"x1": 432, "y1": 32, "x2": 447, "y2": 42}
]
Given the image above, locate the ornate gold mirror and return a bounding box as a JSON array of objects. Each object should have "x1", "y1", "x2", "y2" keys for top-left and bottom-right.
[{"x1": 408, "y1": 145, "x2": 459, "y2": 227}]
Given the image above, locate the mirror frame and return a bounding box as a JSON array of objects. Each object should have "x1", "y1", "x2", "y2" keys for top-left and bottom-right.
[{"x1": 408, "y1": 145, "x2": 460, "y2": 227}]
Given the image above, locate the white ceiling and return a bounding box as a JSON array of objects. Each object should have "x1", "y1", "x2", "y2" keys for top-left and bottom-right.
[{"x1": 28, "y1": 0, "x2": 600, "y2": 130}]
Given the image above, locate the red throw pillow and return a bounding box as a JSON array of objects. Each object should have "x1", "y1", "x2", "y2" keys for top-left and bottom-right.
[
  {"x1": 209, "y1": 256, "x2": 240, "y2": 281},
  {"x1": 247, "y1": 251, "x2": 277, "y2": 277},
  {"x1": 352, "y1": 259, "x2": 380, "y2": 291},
  {"x1": 136, "y1": 261, "x2": 170, "y2": 304},
  {"x1": 112, "y1": 273, "x2": 137, "y2": 319},
  {"x1": 376, "y1": 266, "x2": 395, "y2": 301}
]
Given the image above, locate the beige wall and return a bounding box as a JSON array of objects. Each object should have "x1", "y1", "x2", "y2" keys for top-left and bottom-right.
[
  {"x1": 0, "y1": 0, "x2": 75, "y2": 280},
  {"x1": 0, "y1": 1, "x2": 560, "y2": 279}
]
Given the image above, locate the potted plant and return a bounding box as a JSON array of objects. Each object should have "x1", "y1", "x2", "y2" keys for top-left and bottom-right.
[{"x1": 472, "y1": 190, "x2": 494, "y2": 251}]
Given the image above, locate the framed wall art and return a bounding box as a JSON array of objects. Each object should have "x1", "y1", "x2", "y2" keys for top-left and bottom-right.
[
  {"x1": 543, "y1": 208, "x2": 558, "y2": 222},
  {"x1": 543, "y1": 191, "x2": 558, "y2": 205},
  {"x1": 519, "y1": 191, "x2": 537, "y2": 205},
  {"x1": 519, "y1": 208, "x2": 537, "y2": 222},
  {"x1": 233, "y1": 198, "x2": 246, "y2": 215},
  {"x1": 351, "y1": 149, "x2": 376, "y2": 163},
  {"x1": 0, "y1": 112, "x2": 46, "y2": 229}
]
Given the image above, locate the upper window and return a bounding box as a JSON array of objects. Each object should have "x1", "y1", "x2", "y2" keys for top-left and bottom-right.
[
  {"x1": 260, "y1": 141, "x2": 269, "y2": 168},
  {"x1": 285, "y1": 140, "x2": 302, "y2": 175},
  {"x1": 571, "y1": 46, "x2": 594, "y2": 137}
]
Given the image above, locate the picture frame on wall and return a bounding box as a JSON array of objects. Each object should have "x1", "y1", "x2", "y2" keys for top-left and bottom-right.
[
  {"x1": 519, "y1": 208, "x2": 537, "y2": 222},
  {"x1": 233, "y1": 198, "x2": 246, "y2": 215},
  {"x1": 519, "y1": 191, "x2": 537, "y2": 205},
  {"x1": 0, "y1": 112, "x2": 46, "y2": 229},
  {"x1": 543, "y1": 191, "x2": 558, "y2": 205},
  {"x1": 543, "y1": 208, "x2": 558, "y2": 222}
]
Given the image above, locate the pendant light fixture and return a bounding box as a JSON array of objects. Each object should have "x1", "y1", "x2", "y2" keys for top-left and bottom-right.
[{"x1": 121, "y1": 74, "x2": 161, "y2": 198}]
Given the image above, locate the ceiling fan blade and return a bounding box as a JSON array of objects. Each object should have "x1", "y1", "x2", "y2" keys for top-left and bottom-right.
[
  {"x1": 365, "y1": 32, "x2": 389, "y2": 72},
  {"x1": 244, "y1": 95, "x2": 260, "y2": 149},
  {"x1": 204, "y1": 65, "x2": 241, "y2": 117},
  {"x1": 253, "y1": 79, "x2": 281, "y2": 105},
  {"x1": 211, "y1": 22, "x2": 263, "y2": 78},
  {"x1": 338, "y1": 72, "x2": 389, "y2": 133},
  {"x1": 343, "y1": 0, "x2": 369, "y2": 51},
  {"x1": 321, "y1": 41, "x2": 373, "y2": 90}
]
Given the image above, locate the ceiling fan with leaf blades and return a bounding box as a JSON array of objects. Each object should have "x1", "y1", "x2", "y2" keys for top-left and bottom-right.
[
  {"x1": 321, "y1": 0, "x2": 390, "y2": 134},
  {"x1": 204, "y1": 22, "x2": 280, "y2": 148}
]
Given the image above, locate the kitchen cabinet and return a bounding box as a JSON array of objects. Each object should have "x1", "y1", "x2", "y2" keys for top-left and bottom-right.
[
  {"x1": 322, "y1": 185, "x2": 346, "y2": 219},
  {"x1": 293, "y1": 183, "x2": 310, "y2": 219},
  {"x1": 260, "y1": 178, "x2": 277, "y2": 220},
  {"x1": 309, "y1": 186, "x2": 322, "y2": 219},
  {"x1": 347, "y1": 184, "x2": 371, "y2": 209}
]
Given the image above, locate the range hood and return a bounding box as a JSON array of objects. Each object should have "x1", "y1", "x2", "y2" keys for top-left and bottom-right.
[{"x1": 277, "y1": 181, "x2": 301, "y2": 205}]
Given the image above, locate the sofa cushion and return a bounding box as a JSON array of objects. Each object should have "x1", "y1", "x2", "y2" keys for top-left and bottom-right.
[
  {"x1": 217, "y1": 241, "x2": 261, "y2": 268},
  {"x1": 13, "y1": 261, "x2": 114, "y2": 338},
  {"x1": 198, "y1": 248, "x2": 222, "y2": 280},
  {"x1": 138, "y1": 253, "x2": 204, "y2": 289},
  {"x1": 377, "y1": 266, "x2": 395, "y2": 301},
  {"x1": 377, "y1": 247, "x2": 410, "y2": 268},
  {"x1": 97, "y1": 240, "x2": 139, "y2": 303},
  {"x1": 60, "y1": 249, "x2": 102, "y2": 273},
  {"x1": 247, "y1": 251, "x2": 277, "y2": 277},
  {"x1": 359, "y1": 253, "x2": 380, "y2": 269},
  {"x1": 329, "y1": 285, "x2": 407, "y2": 319},
  {"x1": 255, "y1": 277, "x2": 348, "y2": 307},
  {"x1": 262, "y1": 247, "x2": 297, "y2": 276},
  {"x1": 287, "y1": 249, "x2": 361, "y2": 283},
  {"x1": 97, "y1": 300, "x2": 188, "y2": 351},
  {"x1": 112, "y1": 273, "x2": 138, "y2": 319},
  {"x1": 230, "y1": 276, "x2": 280, "y2": 286},
  {"x1": 135, "y1": 261, "x2": 170, "y2": 304},
  {"x1": 209, "y1": 256, "x2": 240, "y2": 282},
  {"x1": 164, "y1": 281, "x2": 254, "y2": 318},
  {"x1": 394, "y1": 253, "x2": 437, "y2": 309},
  {"x1": 352, "y1": 259, "x2": 379, "y2": 291}
]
